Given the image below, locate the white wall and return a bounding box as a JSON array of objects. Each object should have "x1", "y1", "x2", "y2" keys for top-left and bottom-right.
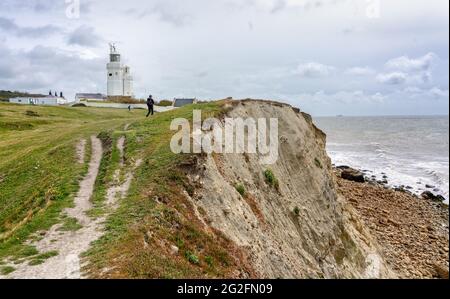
[
  {"x1": 9, "y1": 97, "x2": 67, "y2": 106},
  {"x1": 107, "y1": 61, "x2": 124, "y2": 96}
]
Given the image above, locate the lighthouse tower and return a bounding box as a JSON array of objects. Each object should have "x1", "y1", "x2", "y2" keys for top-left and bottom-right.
[{"x1": 107, "y1": 44, "x2": 133, "y2": 97}]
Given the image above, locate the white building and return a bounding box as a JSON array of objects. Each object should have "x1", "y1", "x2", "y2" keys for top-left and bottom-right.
[
  {"x1": 107, "y1": 44, "x2": 133, "y2": 97},
  {"x1": 9, "y1": 96, "x2": 69, "y2": 106}
]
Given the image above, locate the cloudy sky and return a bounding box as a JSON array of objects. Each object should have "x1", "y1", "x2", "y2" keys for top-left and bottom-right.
[{"x1": 0, "y1": 0, "x2": 448, "y2": 116}]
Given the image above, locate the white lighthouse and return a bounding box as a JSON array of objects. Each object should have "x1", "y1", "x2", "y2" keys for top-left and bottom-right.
[{"x1": 107, "y1": 44, "x2": 133, "y2": 97}]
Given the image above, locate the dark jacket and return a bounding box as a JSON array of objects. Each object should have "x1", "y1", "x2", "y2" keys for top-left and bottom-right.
[{"x1": 147, "y1": 97, "x2": 154, "y2": 106}]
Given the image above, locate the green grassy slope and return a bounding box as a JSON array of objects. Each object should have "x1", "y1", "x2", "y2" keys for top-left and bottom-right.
[
  {"x1": 84, "y1": 102, "x2": 254, "y2": 278},
  {"x1": 0, "y1": 101, "x2": 253, "y2": 278},
  {"x1": 0, "y1": 103, "x2": 141, "y2": 259}
]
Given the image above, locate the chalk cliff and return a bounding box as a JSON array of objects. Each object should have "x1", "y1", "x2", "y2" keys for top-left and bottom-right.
[{"x1": 186, "y1": 100, "x2": 393, "y2": 278}]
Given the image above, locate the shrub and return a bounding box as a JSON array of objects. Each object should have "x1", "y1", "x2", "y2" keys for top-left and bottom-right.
[
  {"x1": 293, "y1": 206, "x2": 300, "y2": 217},
  {"x1": 235, "y1": 184, "x2": 246, "y2": 197},
  {"x1": 205, "y1": 256, "x2": 214, "y2": 267},
  {"x1": 72, "y1": 103, "x2": 87, "y2": 107},
  {"x1": 264, "y1": 169, "x2": 279, "y2": 190},
  {"x1": 185, "y1": 251, "x2": 200, "y2": 265},
  {"x1": 158, "y1": 100, "x2": 173, "y2": 107},
  {"x1": 25, "y1": 110, "x2": 40, "y2": 117},
  {"x1": 314, "y1": 158, "x2": 323, "y2": 169}
]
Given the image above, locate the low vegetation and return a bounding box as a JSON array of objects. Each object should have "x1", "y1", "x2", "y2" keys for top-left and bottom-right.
[
  {"x1": 157, "y1": 100, "x2": 173, "y2": 107},
  {"x1": 0, "y1": 90, "x2": 45, "y2": 102},
  {"x1": 28, "y1": 250, "x2": 59, "y2": 266},
  {"x1": 235, "y1": 184, "x2": 246, "y2": 197},
  {"x1": 106, "y1": 96, "x2": 145, "y2": 104},
  {"x1": 82, "y1": 101, "x2": 254, "y2": 278},
  {"x1": 58, "y1": 217, "x2": 82, "y2": 232},
  {"x1": 0, "y1": 103, "x2": 139, "y2": 262},
  {"x1": 0, "y1": 100, "x2": 253, "y2": 278},
  {"x1": 0, "y1": 266, "x2": 15, "y2": 275},
  {"x1": 264, "y1": 169, "x2": 279, "y2": 190},
  {"x1": 314, "y1": 157, "x2": 323, "y2": 169}
]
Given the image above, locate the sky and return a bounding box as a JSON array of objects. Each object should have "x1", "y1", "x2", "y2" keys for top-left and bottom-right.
[{"x1": 0, "y1": 0, "x2": 448, "y2": 116}]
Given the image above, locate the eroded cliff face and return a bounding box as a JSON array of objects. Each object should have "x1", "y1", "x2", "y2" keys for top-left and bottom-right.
[{"x1": 186, "y1": 100, "x2": 394, "y2": 278}]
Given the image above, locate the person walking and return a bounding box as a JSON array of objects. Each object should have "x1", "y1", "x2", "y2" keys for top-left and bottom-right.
[{"x1": 146, "y1": 95, "x2": 154, "y2": 117}]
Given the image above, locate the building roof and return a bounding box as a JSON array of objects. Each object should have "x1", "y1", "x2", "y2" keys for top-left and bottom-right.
[{"x1": 173, "y1": 98, "x2": 197, "y2": 107}]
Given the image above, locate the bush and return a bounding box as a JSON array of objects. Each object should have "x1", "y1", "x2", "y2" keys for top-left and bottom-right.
[
  {"x1": 235, "y1": 184, "x2": 246, "y2": 197},
  {"x1": 314, "y1": 158, "x2": 323, "y2": 169},
  {"x1": 158, "y1": 100, "x2": 173, "y2": 107},
  {"x1": 293, "y1": 206, "x2": 300, "y2": 217},
  {"x1": 107, "y1": 96, "x2": 145, "y2": 104},
  {"x1": 264, "y1": 169, "x2": 279, "y2": 190},
  {"x1": 185, "y1": 251, "x2": 200, "y2": 265},
  {"x1": 72, "y1": 103, "x2": 87, "y2": 107},
  {"x1": 25, "y1": 110, "x2": 40, "y2": 117},
  {"x1": 205, "y1": 256, "x2": 214, "y2": 267}
]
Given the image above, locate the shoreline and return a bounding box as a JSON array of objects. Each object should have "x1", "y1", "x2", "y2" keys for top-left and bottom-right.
[
  {"x1": 333, "y1": 164, "x2": 449, "y2": 204},
  {"x1": 334, "y1": 165, "x2": 449, "y2": 279}
]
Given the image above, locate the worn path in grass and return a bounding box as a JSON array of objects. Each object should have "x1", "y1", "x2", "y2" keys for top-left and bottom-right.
[
  {"x1": 3, "y1": 131, "x2": 141, "y2": 278},
  {"x1": 3, "y1": 136, "x2": 104, "y2": 278}
]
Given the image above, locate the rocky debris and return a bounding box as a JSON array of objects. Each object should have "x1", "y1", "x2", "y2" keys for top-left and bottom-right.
[
  {"x1": 170, "y1": 245, "x2": 179, "y2": 255},
  {"x1": 421, "y1": 191, "x2": 446, "y2": 202},
  {"x1": 433, "y1": 263, "x2": 449, "y2": 279},
  {"x1": 341, "y1": 168, "x2": 365, "y2": 183},
  {"x1": 336, "y1": 165, "x2": 351, "y2": 170},
  {"x1": 337, "y1": 175, "x2": 449, "y2": 279}
]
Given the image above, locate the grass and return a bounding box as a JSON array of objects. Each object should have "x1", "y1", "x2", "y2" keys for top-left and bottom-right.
[
  {"x1": 0, "y1": 103, "x2": 141, "y2": 261},
  {"x1": 185, "y1": 251, "x2": 200, "y2": 265},
  {"x1": 28, "y1": 250, "x2": 59, "y2": 266},
  {"x1": 87, "y1": 131, "x2": 114, "y2": 218},
  {"x1": 17, "y1": 245, "x2": 39, "y2": 258},
  {"x1": 58, "y1": 217, "x2": 82, "y2": 232},
  {"x1": 0, "y1": 266, "x2": 15, "y2": 275},
  {"x1": 82, "y1": 102, "x2": 255, "y2": 278},
  {"x1": 0, "y1": 101, "x2": 255, "y2": 278}
]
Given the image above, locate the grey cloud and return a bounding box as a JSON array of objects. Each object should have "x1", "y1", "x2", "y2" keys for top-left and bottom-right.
[
  {"x1": 67, "y1": 25, "x2": 103, "y2": 47},
  {"x1": 125, "y1": 2, "x2": 192, "y2": 27},
  {"x1": 345, "y1": 67, "x2": 375, "y2": 76},
  {"x1": 404, "y1": 86, "x2": 449, "y2": 99},
  {"x1": 376, "y1": 72, "x2": 408, "y2": 85},
  {"x1": 295, "y1": 62, "x2": 336, "y2": 78},
  {"x1": 0, "y1": 17, "x2": 61, "y2": 38},
  {"x1": 429, "y1": 87, "x2": 449, "y2": 98},
  {"x1": 153, "y1": 3, "x2": 192, "y2": 27},
  {"x1": 0, "y1": 45, "x2": 104, "y2": 96},
  {"x1": 386, "y1": 53, "x2": 436, "y2": 72},
  {"x1": 271, "y1": 0, "x2": 287, "y2": 14}
]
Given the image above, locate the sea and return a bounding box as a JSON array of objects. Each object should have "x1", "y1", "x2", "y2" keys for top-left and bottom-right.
[{"x1": 314, "y1": 115, "x2": 449, "y2": 204}]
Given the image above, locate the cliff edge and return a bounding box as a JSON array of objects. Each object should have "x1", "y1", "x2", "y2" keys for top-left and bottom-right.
[{"x1": 185, "y1": 100, "x2": 394, "y2": 278}]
